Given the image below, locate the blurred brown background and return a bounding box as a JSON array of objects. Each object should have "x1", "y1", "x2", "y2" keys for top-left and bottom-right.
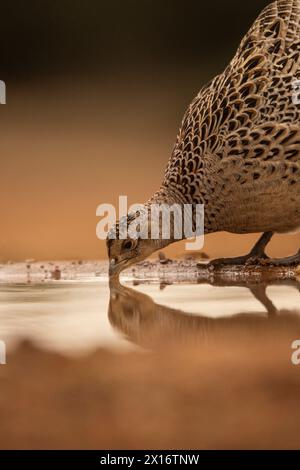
[{"x1": 1, "y1": 0, "x2": 299, "y2": 261}]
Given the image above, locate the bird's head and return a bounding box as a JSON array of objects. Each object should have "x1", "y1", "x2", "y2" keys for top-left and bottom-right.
[
  {"x1": 106, "y1": 208, "x2": 161, "y2": 277},
  {"x1": 107, "y1": 236, "x2": 158, "y2": 277}
]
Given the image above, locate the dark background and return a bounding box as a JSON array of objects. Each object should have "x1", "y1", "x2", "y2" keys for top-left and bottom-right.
[{"x1": 2, "y1": 0, "x2": 270, "y2": 81}]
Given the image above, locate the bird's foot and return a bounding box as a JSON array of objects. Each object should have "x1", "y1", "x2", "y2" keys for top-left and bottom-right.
[
  {"x1": 259, "y1": 250, "x2": 300, "y2": 267},
  {"x1": 202, "y1": 232, "x2": 274, "y2": 269},
  {"x1": 207, "y1": 253, "x2": 269, "y2": 268}
]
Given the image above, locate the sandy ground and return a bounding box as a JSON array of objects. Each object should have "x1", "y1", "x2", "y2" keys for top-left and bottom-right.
[
  {"x1": 1, "y1": 327, "x2": 300, "y2": 450},
  {"x1": 0, "y1": 257, "x2": 299, "y2": 284}
]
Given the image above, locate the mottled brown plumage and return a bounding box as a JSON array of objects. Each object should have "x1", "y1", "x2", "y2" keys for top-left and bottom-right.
[
  {"x1": 164, "y1": 0, "x2": 300, "y2": 234},
  {"x1": 108, "y1": 0, "x2": 300, "y2": 275}
]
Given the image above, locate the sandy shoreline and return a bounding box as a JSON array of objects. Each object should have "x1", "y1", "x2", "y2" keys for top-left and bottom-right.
[{"x1": 0, "y1": 258, "x2": 298, "y2": 284}]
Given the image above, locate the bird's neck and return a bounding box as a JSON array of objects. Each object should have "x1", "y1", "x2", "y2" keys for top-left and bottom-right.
[
  {"x1": 143, "y1": 186, "x2": 196, "y2": 250},
  {"x1": 146, "y1": 186, "x2": 187, "y2": 206}
]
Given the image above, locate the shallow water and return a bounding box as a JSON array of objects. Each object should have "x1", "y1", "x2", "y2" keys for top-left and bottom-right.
[{"x1": 0, "y1": 279, "x2": 299, "y2": 355}]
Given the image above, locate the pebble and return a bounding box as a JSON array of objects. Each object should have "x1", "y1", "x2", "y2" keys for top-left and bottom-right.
[
  {"x1": 158, "y1": 252, "x2": 172, "y2": 265},
  {"x1": 51, "y1": 267, "x2": 61, "y2": 281}
]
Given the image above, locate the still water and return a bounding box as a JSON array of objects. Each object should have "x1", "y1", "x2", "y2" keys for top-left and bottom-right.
[{"x1": 0, "y1": 279, "x2": 299, "y2": 355}]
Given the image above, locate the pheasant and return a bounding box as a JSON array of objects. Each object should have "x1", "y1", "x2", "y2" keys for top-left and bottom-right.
[{"x1": 107, "y1": 0, "x2": 300, "y2": 276}]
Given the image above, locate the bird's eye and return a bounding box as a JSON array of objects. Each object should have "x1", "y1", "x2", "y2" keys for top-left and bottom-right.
[{"x1": 122, "y1": 239, "x2": 134, "y2": 251}]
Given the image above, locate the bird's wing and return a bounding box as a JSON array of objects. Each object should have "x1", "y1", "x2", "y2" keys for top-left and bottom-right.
[
  {"x1": 163, "y1": 0, "x2": 300, "y2": 201},
  {"x1": 246, "y1": 0, "x2": 300, "y2": 44},
  {"x1": 216, "y1": 121, "x2": 300, "y2": 191}
]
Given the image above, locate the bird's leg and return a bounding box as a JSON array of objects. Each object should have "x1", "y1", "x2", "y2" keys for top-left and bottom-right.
[
  {"x1": 261, "y1": 249, "x2": 300, "y2": 267},
  {"x1": 248, "y1": 284, "x2": 277, "y2": 317},
  {"x1": 208, "y1": 232, "x2": 273, "y2": 267}
]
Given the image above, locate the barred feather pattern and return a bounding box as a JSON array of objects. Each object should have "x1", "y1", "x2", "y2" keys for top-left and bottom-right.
[{"x1": 161, "y1": 0, "x2": 300, "y2": 235}]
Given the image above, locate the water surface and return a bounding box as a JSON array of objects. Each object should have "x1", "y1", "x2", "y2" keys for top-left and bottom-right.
[{"x1": 0, "y1": 279, "x2": 299, "y2": 355}]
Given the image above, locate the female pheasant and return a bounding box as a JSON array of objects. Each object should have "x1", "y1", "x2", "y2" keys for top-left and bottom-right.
[{"x1": 108, "y1": 0, "x2": 300, "y2": 276}]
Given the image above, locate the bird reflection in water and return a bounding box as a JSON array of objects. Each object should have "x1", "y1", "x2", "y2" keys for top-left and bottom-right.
[{"x1": 108, "y1": 278, "x2": 300, "y2": 349}]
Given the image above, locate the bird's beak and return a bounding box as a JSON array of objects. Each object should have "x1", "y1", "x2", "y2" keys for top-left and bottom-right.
[
  {"x1": 109, "y1": 258, "x2": 128, "y2": 277},
  {"x1": 109, "y1": 258, "x2": 118, "y2": 277}
]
